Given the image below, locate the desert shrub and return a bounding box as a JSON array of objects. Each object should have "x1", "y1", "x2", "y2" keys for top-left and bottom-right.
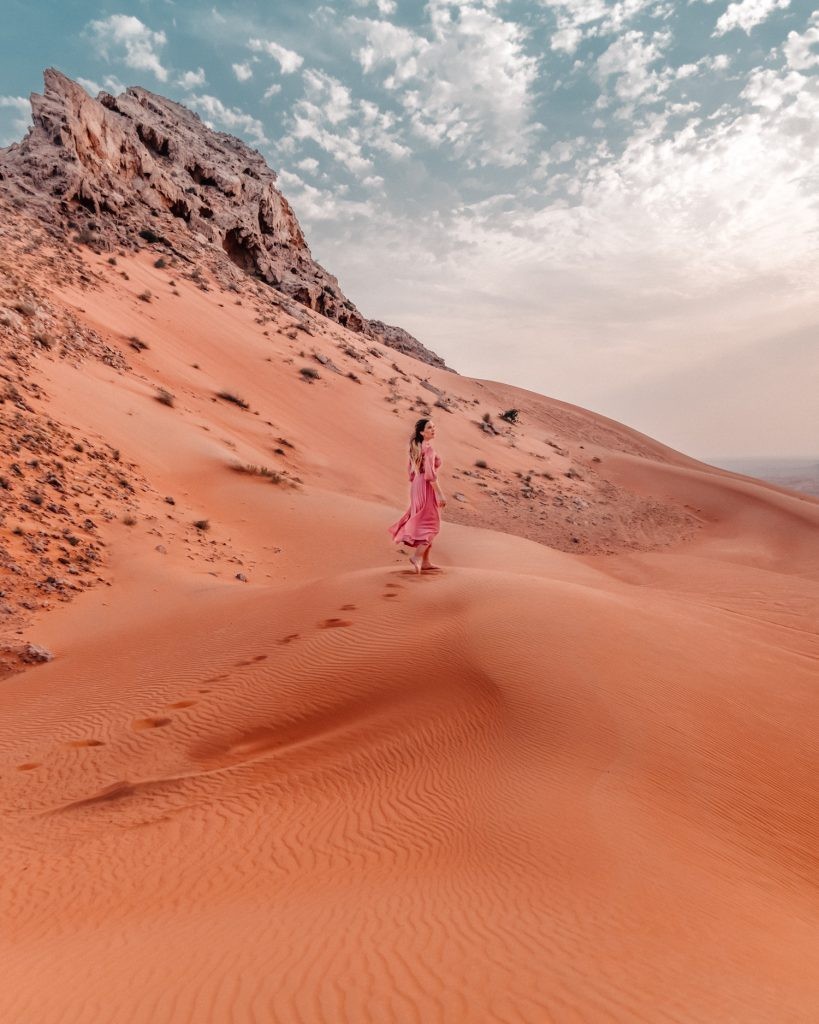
[
  {"x1": 499, "y1": 408, "x2": 519, "y2": 424},
  {"x1": 216, "y1": 391, "x2": 249, "y2": 409},
  {"x1": 137, "y1": 290, "x2": 152, "y2": 303},
  {"x1": 155, "y1": 388, "x2": 175, "y2": 407},
  {"x1": 129, "y1": 336, "x2": 149, "y2": 351},
  {"x1": 193, "y1": 519, "x2": 210, "y2": 531},
  {"x1": 482, "y1": 412, "x2": 492, "y2": 423},
  {"x1": 475, "y1": 459, "x2": 488, "y2": 469},
  {"x1": 13, "y1": 299, "x2": 36, "y2": 317},
  {"x1": 299, "y1": 366, "x2": 320, "y2": 380},
  {"x1": 153, "y1": 257, "x2": 167, "y2": 269},
  {"x1": 123, "y1": 514, "x2": 137, "y2": 526}
]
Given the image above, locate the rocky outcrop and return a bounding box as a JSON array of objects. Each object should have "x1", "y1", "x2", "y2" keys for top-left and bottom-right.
[{"x1": 0, "y1": 68, "x2": 451, "y2": 370}]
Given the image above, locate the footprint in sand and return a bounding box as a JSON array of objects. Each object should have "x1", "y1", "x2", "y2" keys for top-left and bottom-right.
[
  {"x1": 253, "y1": 654, "x2": 268, "y2": 661},
  {"x1": 382, "y1": 592, "x2": 399, "y2": 598},
  {"x1": 61, "y1": 739, "x2": 106, "y2": 748},
  {"x1": 166, "y1": 700, "x2": 197, "y2": 710},
  {"x1": 197, "y1": 688, "x2": 212, "y2": 694},
  {"x1": 384, "y1": 583, "x2": 402, "y2": 589},
  {"x1": 340, "y1": 603, "x2": 356, "y2": 610},
  {"x1": 319, "y1": 618, "x2": 352, "y2": 629},
  {"x1": 16, "y1": 762, "x2": 41, "y2": 771},
  {"x1": 278, "y1": 633, "x2": 300, "y2": 644},
  {"x1": 132, "y1": 716, "x2": 173, "y2": 731}
]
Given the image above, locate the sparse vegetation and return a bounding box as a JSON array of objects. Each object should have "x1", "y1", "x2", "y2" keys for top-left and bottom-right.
[
  {"x1": 499, "y1": 408, "x2": 519, "y2": 424},
  {"x1": 129, "y1": 336, "x2": 149, "y2": 351},
  {"x1": 13, "y1": 299, "x2": 36, "y2": 317},
  {"x1": 137, "y1": 289, "x2": 152, "y2": 303},
  {"x1": 299, "y1": 366, "x2": 320, "y2": 381},
  {"x1": 475, "y1": 459, "x2": 488, "y2": 469},
  {"x1": 216, "y1": 390, "x2": 250, "y2": 409},
  {"x1": 232, "y1": 463, "x2": 284, "y2": 483},
  {"x1": 123, "y1": 514, "x2": 137, "y2": 526},
  {"x1": 153, "y1": 257, "x2": 167, "y2": 269},
  {"x1": 107, "y1": 257, "x2": 117, "y2": 266},
  {"x1": 193, "y1": 519, "x2": 210, "y2": 531},
  {"x1": 155, "y1": 388, "x2": 175, "y2": 407}
]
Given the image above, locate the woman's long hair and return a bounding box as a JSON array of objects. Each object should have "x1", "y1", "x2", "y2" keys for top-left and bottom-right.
[{"x1": 409, "y1": 418, "x2": 429, "y2": 472}]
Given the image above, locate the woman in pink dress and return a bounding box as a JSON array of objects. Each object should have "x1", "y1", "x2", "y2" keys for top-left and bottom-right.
[{"x1": 387, "y1": 418, "x2": 447, "y2": 573}]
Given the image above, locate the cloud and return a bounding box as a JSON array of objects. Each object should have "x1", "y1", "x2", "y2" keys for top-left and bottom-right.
[
  {"x1": 350, "y1": 2, "x2": 539, "y2": 166},
  {"x1": 0, "y1": 95, "x2": 31, "y2": 144},
  {"x1": 248, "y1": 38, "x2": 304, "y2": 74},
  {"x1": 275, "y1": 170, "x2": 375, "y2": 221},
  {"x1": 76, "y1": 75, "x2": 126, "y2": 96},
  {"x1": 187, "y1": 94, "x2": 268, "y2": 144},
  {"x1": 784, "y1": 11, "x2": 819, "y2": 70},
  {"x1": 741, "y1": 66, "x2": 805, "y2": 110},
  {"x1": 594, "y1": 29, "x2": 673, "y2": 110},
  {"x1": 713, "y1": 0, "x2": 790, "y2": 37},
  {"x1": 178, "y1": 68, "x2": 206, "y2": 89},
  {"x1": 543, "y1": 0, "x2": 658, "y2": 55},
  {"x1": 232, "y1": 62, "x2": 253, "y2": 82},
  {"x1": 263, "y1": 83, "x2": 282, "y2": 99},
  {"x1": 296, "y1": 157, "x2": 320, "y2": 173},
  {"x1": 86, "y1": 14, "x2": 168, "y2": 81}
]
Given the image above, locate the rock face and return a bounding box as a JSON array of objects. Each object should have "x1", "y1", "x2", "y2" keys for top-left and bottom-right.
[{"x1": 0, "y1": 68, "x2": 450, "y2": 370}]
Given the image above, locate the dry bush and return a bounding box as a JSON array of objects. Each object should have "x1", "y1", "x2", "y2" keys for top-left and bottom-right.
[
  {"x1": 216, "y1": 390, "x2": 250, "y2": 409},
  {"x1": 123, "y1": 514, "x2": 137, "y2": 526},
  {"x1": 153, "y1": 257, "x2": 167, "y2": 269},
  {"x1": 299, "y1": 366, "x2": 320, "y2": 381},
  {"x1": 155, "y1": 388, "x2": 175, "y2": 407},
  {"x1": 193, "y1": 519, "x2": 210, "y2": 531},
  {"x1": 137, "y1": 290, "x2": 152, "y2": 303},
  {"x1": 475, "y1": 459, "x2": 488, "y2": 469},
  {"x1": 129, "y1": 336, "x2": 149, "y2": 351}
]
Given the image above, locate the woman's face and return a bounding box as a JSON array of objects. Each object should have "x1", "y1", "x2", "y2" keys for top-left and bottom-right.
[{"x1": 422, "y1": 421, "x2": 436, "y2": 441}]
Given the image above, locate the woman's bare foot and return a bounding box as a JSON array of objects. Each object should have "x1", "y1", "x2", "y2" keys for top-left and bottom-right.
[
  {"x1": 409, "y1": 554, "x2": 423, "y2": 574},
  {"x1": 421, "y1": 561, "x2": 440, "y2": 571}
]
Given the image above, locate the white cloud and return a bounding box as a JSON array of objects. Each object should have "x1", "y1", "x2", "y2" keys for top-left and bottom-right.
[
  {"x1": 350, "y1": 2, "x2": 539, "y2": 167},
  {"x1": 248, "y1": 38, "x2": 304, "y2": 74},
  {"x1": 263, "y1": 83, "x2": 282, "y2": 99},
  {"x1": 741, "y1": 67, "x2": 805, "y2": 110},
  {"x1": 543, "y1": 0, "x2": 658, "y2": 54},
  {"x1": 595, "y1": 29, "x2": 673, "y2": 111},
  {"x1": 178, "y1": 68, "x2": 206, "y2": 89},
  {"x1": 187, "y1": 94, "x2": 268, "y2": 144},
  {"x1": 296, "y1": 157, "x2": 320, "y2": 173},
  {"x1": 276, "y1": 170, "x2": 375, "y2": 221},
  {"x1": 304, "y1": 69, "x2": 352, "y2": 124},
  {"x1": 77, "y1": 77, "x2": 102, "y2": 96},
  {"x1": 713, "y1": 0, "x2": 790, "y2": 37},
  {"x1": 86, "y1": 14, "x2": 168, "y2": 81},
  {"x1": 784, "y1": 11, "x2": 819, "y2": 71},
  {"x1": 0, "y1": 95, "x2": 31, "y2": 144},
  {"x1": 232, "y1": 62, "x2": 253, "y2": 82}
]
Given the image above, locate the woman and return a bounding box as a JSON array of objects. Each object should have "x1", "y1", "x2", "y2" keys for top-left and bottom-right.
[{"x1": 387, "y1": 418, "x2": 447, "y2": 573}]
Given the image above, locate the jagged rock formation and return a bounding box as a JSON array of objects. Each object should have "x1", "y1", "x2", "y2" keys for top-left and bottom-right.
[{"x1": 0, "y1": 68, "x2": 450, "y2": 370}]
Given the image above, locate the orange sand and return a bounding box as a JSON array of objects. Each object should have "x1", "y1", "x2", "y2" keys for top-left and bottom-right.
[{"x1": 2, "y1": 249, "x2": 818, "y2": 1023}]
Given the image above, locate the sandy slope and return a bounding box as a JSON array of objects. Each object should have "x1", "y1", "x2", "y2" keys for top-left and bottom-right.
[{"x1": 2, "y1": 247, "x2": 818, "y2": 1023}]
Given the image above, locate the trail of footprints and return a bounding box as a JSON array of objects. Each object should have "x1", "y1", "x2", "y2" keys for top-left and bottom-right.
[{"x1": 14, "y1": 576, "x2": 415, "y2": 779}]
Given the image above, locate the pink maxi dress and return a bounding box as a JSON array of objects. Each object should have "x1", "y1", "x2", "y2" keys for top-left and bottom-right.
[{"x1": 387, "y1": 442, "x2": 442, "y2": 549}]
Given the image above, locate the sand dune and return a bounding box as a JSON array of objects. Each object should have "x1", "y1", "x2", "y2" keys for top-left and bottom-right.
[{"x1": 2, "y1": 243, "x2": 819, "y2": 1023}]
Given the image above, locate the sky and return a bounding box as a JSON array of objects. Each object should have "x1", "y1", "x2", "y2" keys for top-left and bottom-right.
[{"x1": 1, "y1": 0, "x2": 817, "y2": 460}]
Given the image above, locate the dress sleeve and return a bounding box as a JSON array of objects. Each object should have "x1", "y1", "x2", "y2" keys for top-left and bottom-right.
[{"x1": 423, "y1": 445, "x2": 438, "y2": 482}]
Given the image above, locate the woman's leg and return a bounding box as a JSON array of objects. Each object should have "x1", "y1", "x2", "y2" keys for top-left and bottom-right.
[
  {"x1": 421, "y1": 541, "x2": 439, "y2": 570},
  {"x1": 409, "y1": 542, "x2": 430, "y2": 573}
]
